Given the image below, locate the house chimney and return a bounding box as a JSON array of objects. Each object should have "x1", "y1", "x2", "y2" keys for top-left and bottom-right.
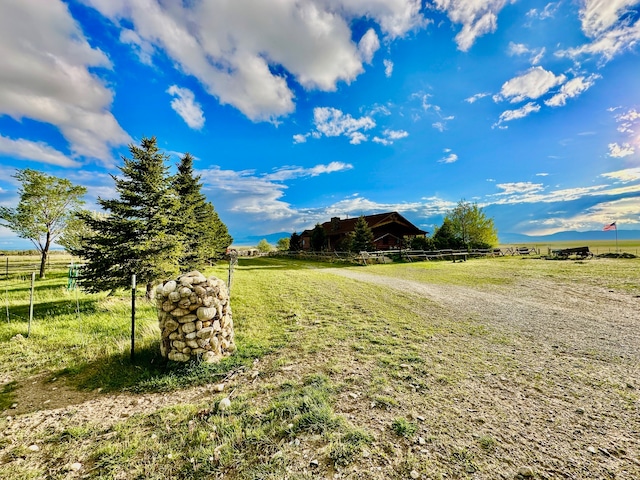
[{"x1": 331, "y1": 217, "x2": 340, "y2": 231}]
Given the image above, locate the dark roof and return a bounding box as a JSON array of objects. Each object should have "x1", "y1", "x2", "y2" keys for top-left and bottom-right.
[{"x1": 301, "y1": 211, "x2": 427, "y2": 236}]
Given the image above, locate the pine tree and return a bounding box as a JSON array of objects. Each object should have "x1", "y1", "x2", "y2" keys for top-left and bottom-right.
[
  {"x1": 172, "y1": 153, "x2": 232, "y2": 269},
  {"x1": 289, "y1": 232, "x2": 302, "y2": 251},
  {"x1": 350, "y1": 215, "x2": 374, "y2": 252},
  {"x1": 72, "y1": 137, "x2": 182, "y2": 297}
]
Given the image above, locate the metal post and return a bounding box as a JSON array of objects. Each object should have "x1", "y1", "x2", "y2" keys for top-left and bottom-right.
[
  {"x1": 27, "y1": 272, "x2": 35, "y2": 337},
  {"x1": 131, "y1": 274, "x2": 136, "y2": 362}
]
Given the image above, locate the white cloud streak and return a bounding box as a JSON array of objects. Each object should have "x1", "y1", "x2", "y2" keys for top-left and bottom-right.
[
  {"x1": 0, "y1": 135, "x2": 80, "y2": 167},
  {"x1": 544, "y1": 75, "x2": 600, "y2": 107},
  {"x1": 496, "y1": 102, "x2": 541, "y2": 124},
  {"x1": 167, "y1": 85, "x2": 206, "y2": 130},
  {"x1": 557, "y1": 0, "x2": 640, "y2": 63},
  {"x1": 383, "y1": 59, "x2": 394, "y2": 77}
]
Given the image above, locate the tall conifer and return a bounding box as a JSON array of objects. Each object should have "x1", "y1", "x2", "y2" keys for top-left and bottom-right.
[{"x1": 73, "y1": 137, "x2": 182, "y2": 296}]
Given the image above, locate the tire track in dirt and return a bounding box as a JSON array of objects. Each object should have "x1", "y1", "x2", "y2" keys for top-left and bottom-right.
[{"x1": 327, "y1": 269, "x2": 640, "y2": 360}]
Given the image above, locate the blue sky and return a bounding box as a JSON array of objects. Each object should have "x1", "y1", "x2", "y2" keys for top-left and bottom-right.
[{"x1": 1, "y1": 0, "x2": 640, "y2": 248}]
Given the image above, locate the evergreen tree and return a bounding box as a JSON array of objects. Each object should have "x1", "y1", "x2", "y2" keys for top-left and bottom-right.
[
  {"x1": 289, "y1": 232, "x2": 302, "y2": 251},
  {"x1": 432, "y1": 218, "x2": 461, "y2": 249},
  {"x1": 173, "y1": 153, "x2": 232, "y2": 269},
  {"x1": 72, "y1": 137, "x2": 182, "y2": 297},
  {"x1": 310, "y1": 223, "x2": 326, "y2": 251},
  {"x1": 350, "y1": 215, "x2": 374, "y2": 252}
]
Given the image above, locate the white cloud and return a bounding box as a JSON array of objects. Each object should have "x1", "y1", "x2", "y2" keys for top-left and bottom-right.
[
  {"x1": 83, "y1": 0, "x2": 427, "y2": 122},
  {"x1": 494, "y1": 182, "x2": 545, "y2": 195},
  {"x1": 267, "y1": 162, "x2": 354, "y2": 181},
  {"x1": 383, "y1": 59, "x2": 394, "y2": 77},
  {"x1": 608, "y1": 142, "x2": 635, "y2": 157},
  {"x1": 438, "y1": 150, "x2": 458, "y2": 163},
  {"x1": 119, "y1": 28, "x2": 154, "y2": 65},
  {"x1": 293, "y1": 134, "x2": 309, "y2": 144},
  {"x1": 496, "y1": 102, "x2": 541, "y2": 124},
  {"x1": 544, "y1": 75, "x2": 600, "y2": 107},
  {"x1": 432, "y1": 122, "x2": 445, "y2": 132},
  {"x1": 198, "y1": 161, "x2": 353, "y2": 220},
  {"x1": 557, "y1": 0, "x2": 640, "y2": 63},
  {"x1": 494, "y1": 67, "x2": 566, "y2": 103},
  {"x1": 358, "y1": 28, "x2": 380, "y2": 64},
  {"x1": 0, "y1": 0, "x2": 130, "y2": 163},
  {"x1": 526, "y1": 3, "x2": 559, "y2": 21},
  {"x1": 312, "y1": 107, "x2": 376, "y2": 143},
  {"x1": 579, "y1": 0, "x2": 639, "y2": 38},
  {"x1": 508, "y1": 42, "x2": 546, "y2": 64},
  {"x1": 0, "y1": 135, "x2": 79, "y2": 167},
  {"x1": 372, "y1": 129, "x2": 409, "y2": 145},
  {"x1": 601, "y1": 167, "x2": 640, "y2": 182},
  {"x1": 432, "y1": 0, "x2": 514, "y2": 51},
  {"x1": 465, "y1": 92, "x2": 490, "y2": 103},
  {"x1": 167, "y1": 85, "x2": 205, "y2": 130}
]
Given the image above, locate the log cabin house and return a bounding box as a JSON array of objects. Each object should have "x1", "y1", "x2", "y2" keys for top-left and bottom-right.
[{"x1": 300, "y1": 211, "x2": 427, "y2": 251}]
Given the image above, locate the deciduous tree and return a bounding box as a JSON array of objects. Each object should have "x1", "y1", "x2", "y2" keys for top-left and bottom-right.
[
  {"x1": 0, "y1": 169, "x2": 86, "y2": 278},
  {"x1": 446, "y1": 200, "x2": 498, "y2": 249}
]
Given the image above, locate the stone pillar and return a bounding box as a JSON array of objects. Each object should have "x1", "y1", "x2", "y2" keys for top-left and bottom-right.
[{"x1": 155, "y1": 271, "x2": 235, "y2": 363}]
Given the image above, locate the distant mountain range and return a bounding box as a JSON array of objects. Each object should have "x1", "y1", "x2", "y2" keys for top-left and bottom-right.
[
  {"x1": 232, "y1": 232, "x2": 291, "y2": 246},
  {"x1": 499, "y1": 230, "x2": 640, "y2": 244}
]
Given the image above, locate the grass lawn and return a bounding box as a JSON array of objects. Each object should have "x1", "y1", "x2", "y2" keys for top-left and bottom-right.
[{"x1": 0, "y1": 255, "x2": 638, "y2": 479}]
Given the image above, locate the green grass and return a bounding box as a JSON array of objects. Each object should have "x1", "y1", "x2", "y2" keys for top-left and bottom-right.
[{"x1": 0, "y1": 254, "x2": 639, "y2": 479}]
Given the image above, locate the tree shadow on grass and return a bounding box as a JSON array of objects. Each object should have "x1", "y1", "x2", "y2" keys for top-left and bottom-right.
[{"x1": 55, "y1": 341, "x2": 270, "y2": 395}]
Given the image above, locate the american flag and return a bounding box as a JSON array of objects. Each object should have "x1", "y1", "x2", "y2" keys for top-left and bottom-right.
[{"x1": 603, "y1": 222, "x2": 616, "y2": 231}]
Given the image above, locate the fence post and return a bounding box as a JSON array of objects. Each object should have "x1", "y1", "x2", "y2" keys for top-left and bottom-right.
[
  {"x1": 131, "y1": 274, "x2": 136, "y2": 362},
  {"x1": 27, "y1": 272, "x2": 35, "y2": 337}
]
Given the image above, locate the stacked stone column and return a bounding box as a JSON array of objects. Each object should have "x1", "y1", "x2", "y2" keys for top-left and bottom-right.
[{"x1": 155, "y1": 271, "x2": 235, "y2": 363}]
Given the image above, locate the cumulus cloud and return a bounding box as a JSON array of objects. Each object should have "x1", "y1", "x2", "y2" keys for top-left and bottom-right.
[
  {"x1": 0, "y1": 135, "x2": 79, "y2": 167},
  {"x1": 432, "y1": 0, "x2": 514, "y2": 51},
  {"x1": 167, "y1": 85, "x2": 205, "y2": 130},
  {"x1": 82, "y1": 0, "x2": 426, "y2": 122},
  {"x1": 312, "y1": 107, "x2": 376, "y2": 143},
  {"x1": 358, "y1": 28, "x2": 380, "y2": 63},
  {"x1": 544, "y1": 75, "x2": 600, "y2": 107},
  {"x1": 494, "y1": 67, "x2": 566, "y2": 103},
  {"x1": 293, "y1": 134, "x2": 309, "y2": 144},
  {"x1": 0, "y1": 0, "x2": 130, "y2": 163},
  {"x1": 608, "y1": 142, "x2": 635, "y2": 157}
]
